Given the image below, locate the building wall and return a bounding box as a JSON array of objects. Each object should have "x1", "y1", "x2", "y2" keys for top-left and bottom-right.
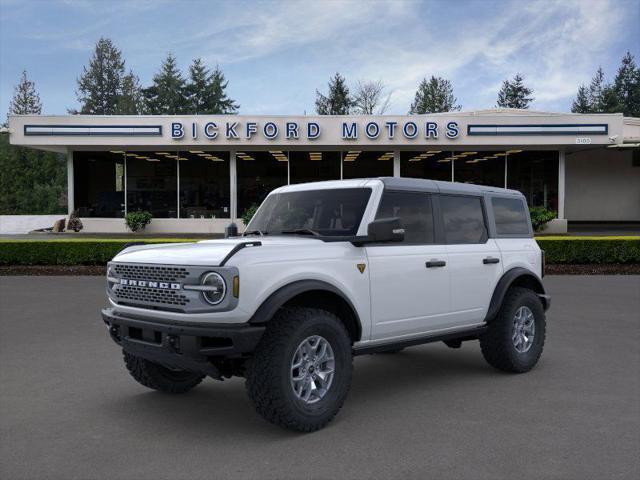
[{"x1": 566, "y1": 149, "x2": 640, "y2": 221}]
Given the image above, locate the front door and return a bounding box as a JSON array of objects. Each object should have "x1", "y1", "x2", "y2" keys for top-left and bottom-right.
[{"x1": 366, "y1": 191, "x2": 451, "y2": 341}]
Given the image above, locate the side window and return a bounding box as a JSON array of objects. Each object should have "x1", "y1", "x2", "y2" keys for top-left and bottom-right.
[
  {"x1": 440, "y1": 195, "x2": 487, "y2": 244},
  {"x1": 492, "y1": 197, "x2": 530, "y2": 235},
  {"x1": 375, "y1": 191, "x2": 434, "y2": 244}
]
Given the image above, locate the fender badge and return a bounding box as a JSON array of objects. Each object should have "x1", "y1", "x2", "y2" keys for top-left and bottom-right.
[{"x1": 357, "y1": 263, "x2": 366, "y2": 274}]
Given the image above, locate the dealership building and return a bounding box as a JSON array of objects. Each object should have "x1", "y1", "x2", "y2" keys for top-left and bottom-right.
[{"x1": 8, "y1": 109, "x2": 640, "y2": 234}]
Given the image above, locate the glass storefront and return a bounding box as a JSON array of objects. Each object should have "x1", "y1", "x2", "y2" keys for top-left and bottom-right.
[
  {"x1": 343, "y1": 150, "x2": 394, "y2": 179},
  {"x1": 73, "y1": 151, "x2": 124, "y2": 217},
  {"x1": 237, "y1": 150, "x2": 288, "y2": 217},
  {"x1": 507, "y1": 150, "x2": 558, "y2": 209},
  {"x1": 73, "y1": 148, "x2": 560, "y2": 219},
  {"x1": 178, "y1": 151, "x2": 230, "y2": 219},
  {"x1": 401, "y1": 150, "x2": 452, "y2": 181},
  {"x1": 289, "y1": 150, "x2": 341, "y2": 184},
  {"x1": 453, "y1": 150, "x2": 506, "y2": 187},
  {"x1": 126, "y1": 152, "x2": 177, "y2": 218}
]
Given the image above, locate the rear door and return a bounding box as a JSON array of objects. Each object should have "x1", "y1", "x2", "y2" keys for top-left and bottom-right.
[
  {"x1": 366, "y1": 191, "x2": 452, "y2": 341},
  {"x1": 440, "y1": 194, "x2": 503, "y2": 326}
]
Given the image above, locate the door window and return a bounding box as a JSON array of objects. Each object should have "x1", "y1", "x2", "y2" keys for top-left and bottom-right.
[
  {"x1": 440, "y1": 195, "x2": 487, "y2": 244},
  {"x1": 375, "y1": 191, "x2": 434, "y2": 244}
]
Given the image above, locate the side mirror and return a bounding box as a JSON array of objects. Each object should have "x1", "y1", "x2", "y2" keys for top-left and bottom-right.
[{"x1": 362, "y1": 217, "x2": 405, "y2": 244}]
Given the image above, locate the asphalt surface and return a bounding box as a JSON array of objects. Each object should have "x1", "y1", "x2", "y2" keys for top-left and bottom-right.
[{"x1": 1, "y1": 276, "x2": 639, "y2": 480}]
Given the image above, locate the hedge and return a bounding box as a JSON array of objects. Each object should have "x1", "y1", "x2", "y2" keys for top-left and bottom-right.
[
  {"x1": 536, "y1": 237, "x2": 640, "y2": 264},
  {"x1": 0, "y1": 237, "x2": 639, "y2": 266},
  {"x1": 0, "y1": 239, "x2": 198, "y2": 265}
]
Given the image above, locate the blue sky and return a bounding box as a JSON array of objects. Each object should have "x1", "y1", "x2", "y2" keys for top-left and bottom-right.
[{"x1": 1, "y1": 0, "x2": 638, "y2": 117}]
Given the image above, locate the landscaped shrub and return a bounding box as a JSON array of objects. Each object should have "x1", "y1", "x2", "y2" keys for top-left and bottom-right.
[
  {"x1": 536, "y1": 237, "x2": 640, "y2": 264},
  {"x1": 125, "y1": 211, "x2": 153, "y2": 232},
  {"x1": 0, "y1": 237, "x2": 638, "y2": 266},
  {"x1": 529, "y1": 206, "x2": 556, "y2": 232},
  {"x1": 0, "y1": 239, "x2": 196, "y2": 265},
  {"x1": 241, "y1": 204, "x2": 260, "y2": 226}
]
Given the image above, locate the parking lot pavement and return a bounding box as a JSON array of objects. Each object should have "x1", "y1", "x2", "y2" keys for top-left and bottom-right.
[{"x1": 1, "y1": 275, "x2": 639, "y2": 480}]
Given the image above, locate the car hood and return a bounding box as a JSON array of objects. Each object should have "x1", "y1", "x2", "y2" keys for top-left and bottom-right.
[{"x1": 112, "y1": 236, "x2": 325, "y2": 266}]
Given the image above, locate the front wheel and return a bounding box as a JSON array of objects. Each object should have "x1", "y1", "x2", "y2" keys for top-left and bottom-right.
[
  {"x1": 479, "y1": 287, "x2": 546, "y2": 373},
  {"x1": 245, "y1": 307, "x2": 353, "y2": 432}
]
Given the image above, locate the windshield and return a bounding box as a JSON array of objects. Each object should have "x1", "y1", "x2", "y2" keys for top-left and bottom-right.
[{"x1": 246, "y1": 188, "x2": 372, "y2": 237}]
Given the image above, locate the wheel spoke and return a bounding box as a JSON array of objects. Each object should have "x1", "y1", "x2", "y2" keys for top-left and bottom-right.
[{"x1": 290, "y1": 335, "x2": 336, "y2": 405}]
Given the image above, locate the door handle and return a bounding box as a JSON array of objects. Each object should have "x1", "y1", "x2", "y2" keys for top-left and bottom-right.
[
  {"x1": 483, "y1": 257, "x2": 500, "y2": 264},
  {"x1": 426, "y1": 260, "x2": 446, "y2": 268}
]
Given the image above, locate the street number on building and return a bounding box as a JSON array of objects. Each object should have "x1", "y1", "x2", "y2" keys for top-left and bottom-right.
[{"x1": 576, "y1": 137, "x2": 592, "y2": 144}]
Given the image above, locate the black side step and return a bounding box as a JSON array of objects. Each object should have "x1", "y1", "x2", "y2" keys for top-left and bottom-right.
[{"x1": 353, "y1": 326, "x2": 487, "y2": 356}]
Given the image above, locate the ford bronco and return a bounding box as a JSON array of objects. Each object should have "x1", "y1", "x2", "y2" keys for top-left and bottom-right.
[{"x1": 102, "y1": 177, "x2": 550, "y2": 431}]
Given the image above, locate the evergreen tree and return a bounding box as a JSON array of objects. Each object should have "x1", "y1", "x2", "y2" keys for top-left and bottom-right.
[
  {"x1": 8, "y1": 70, "x2": 42, "y2": 116},
  {"x1": 116, "y1": 71, "x2": 144, "y2": 115},
  {"x1": 207, "y1": 65, "x2": 239, "y2": 114},
  {"x1": 75, "y1": 37, "x2": 126, "y2": 114},
  {"x1": 143, "y1": 53, "x2": 188, "y2": 114},
  {"x1": 587, "y1": 67, "x2": 607, "y2": 112},
  {"x1": 613, "y1": 51, "x2": 640, "y2": 117},
  {"x1": 409, "y1": 76, "x2": 460, "y2": 114},
  {"x1": 185, "y1": 59, "x2": 239, "y2": 114},
  {"x1": 571, "y1": 85, "x2": 591, "y2": 113},
  {"x1": 315, "y1": 73, "x2": 353, "y2": 115},
  {"x1": 496, "y1": 73, "x2": 534, "y2": 109}
]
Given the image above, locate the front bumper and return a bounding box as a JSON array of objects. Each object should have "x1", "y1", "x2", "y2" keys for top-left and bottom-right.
[{"x1": 101, "y1": 308, "x2": 265, "y2": 377}]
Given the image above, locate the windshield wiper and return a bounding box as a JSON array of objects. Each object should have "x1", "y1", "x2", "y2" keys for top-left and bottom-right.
[
  {"x1": 243, "y1": 230, "x2": 267, "y2": 236},
  {"x1": 279, "y1": 228, "x2": 321, "y2": 237}
]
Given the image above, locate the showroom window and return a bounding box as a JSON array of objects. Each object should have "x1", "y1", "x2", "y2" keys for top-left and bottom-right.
[
  {"x1": 289, "y1": 151, "x2": 341, "y2": 184},
  {"x1": 178, "y1": 151, "x2": 230, "y2": 218},
  {"x1": 342, "y1": 150, "x2": 394, "y2": 179},
  {"x1": 126, "y1": 152, "x2": 177, "y2": 218},
  {"x1": 73, "y1": 151, "x2": 125, "y2": 218},
  {"x1": 401, "y1": 150, "x2": 452, "y2": 181},
  {"x1": 237, "y1": 150, "x2": 288, "y2": 217}
]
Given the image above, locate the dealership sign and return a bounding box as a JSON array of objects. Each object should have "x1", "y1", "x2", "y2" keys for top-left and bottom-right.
[{"x1": 170, "y1": 120, "x2": 461, "y2": 141}]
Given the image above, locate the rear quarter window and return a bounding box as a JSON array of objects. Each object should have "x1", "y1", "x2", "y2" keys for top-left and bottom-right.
[{"x1": 492, "y1": 197, "x2": 530, "y2": 235}]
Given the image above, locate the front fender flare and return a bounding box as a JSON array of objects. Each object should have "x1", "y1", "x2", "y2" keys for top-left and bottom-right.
[
  {"x1": 248, "y1": 279, "x2": 362, "y2": 340},
  {"x1": 484, "y1": 268, "x2": 548, "y2": 323}
]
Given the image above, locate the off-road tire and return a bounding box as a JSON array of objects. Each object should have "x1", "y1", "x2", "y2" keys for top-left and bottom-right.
[
  {"x1": 480, "y1": 287, "x2": 546, "y2": 373},
  {"x1": 123, "y1": 351, "x2": 205, "y2": 393},
  {"x1": 245, "y1": 307, "x2": 353, "y2": 432}
]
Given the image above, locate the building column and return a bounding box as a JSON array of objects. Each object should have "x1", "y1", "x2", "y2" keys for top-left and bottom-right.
[
  {"x1": 393, "y1": 150, "x2": 400, "y2": 177},
  {"x1": 230, "y1": 149, "x2": 237, "y2": 221},
  {"x1": 558, "y1": 149, "x2": 566, "y2": 220},
  {"x1": 66, "y1": 149, "x2": 74, "y2": 216}
]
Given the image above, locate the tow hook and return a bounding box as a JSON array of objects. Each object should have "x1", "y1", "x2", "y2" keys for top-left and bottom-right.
[{"x1": 167, "y1": 334, "x2": 180, "y2": 352}]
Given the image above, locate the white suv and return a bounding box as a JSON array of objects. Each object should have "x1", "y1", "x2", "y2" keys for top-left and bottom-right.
[{"x1": 102, "y1": 178, "x2": 550, "y2": 431}]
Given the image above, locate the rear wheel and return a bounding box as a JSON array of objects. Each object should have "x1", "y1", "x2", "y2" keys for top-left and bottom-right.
[
  {"x1": 245, "y1": 307, "x2": 353, "y2": 432},
  {"x1": 123, "y1": 351, "x2": 205, "y2": 393},
  {"x1": 479, "y1": 287, "x2": 546, "y2": 373}
]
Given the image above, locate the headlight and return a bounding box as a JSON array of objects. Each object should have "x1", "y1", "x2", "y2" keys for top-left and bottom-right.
[{"x1": 201, "y1": 272, "x2": 226, "y2": 305}]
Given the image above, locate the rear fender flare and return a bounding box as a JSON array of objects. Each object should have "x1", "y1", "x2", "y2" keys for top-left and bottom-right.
[{"x1": 484, "y1": 268, "x2": 547, "y2": 323}]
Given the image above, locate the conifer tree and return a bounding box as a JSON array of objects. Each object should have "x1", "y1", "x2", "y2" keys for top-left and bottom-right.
[
  {"x1": 116, "y1": 71, "x2": 144, "y2": 115},
  {"x1": 571, "y1": 85, "x2": 591, "y2": 113},
  {"x1": 75, "y1": 37, "x2": 126, "y2": 114},
  {"x1": 315, "y1": 73, "x2": 353, "y2": 115},
  {"x1": 185, "y1": 59, "x2": 239, "y2": 114},
  {"x1": 496, "y1": 74, "x2": 534, "y2": 109},
  {"x1": 409, "y1": 76, "x2": 460, "y2": 114},
  {"x1": 613, "y1": 51, "x2": 640, "y2": 117},
  {"x1": 143, "y1": 53, "x2": 188, "y2": 114},
  {"x1": 8, "y1": 70, "x2": 42, "y2": 116}
]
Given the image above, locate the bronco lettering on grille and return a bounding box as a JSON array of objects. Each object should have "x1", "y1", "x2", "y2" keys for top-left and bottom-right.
[{"x1": 119, "y1": 279, "x2": 181, "y2": 290}]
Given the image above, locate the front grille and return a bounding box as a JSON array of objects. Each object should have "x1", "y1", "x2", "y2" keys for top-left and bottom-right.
[
  {"x1": 110, "y1": 263, "x2": 193, "y2": 310},
  {"x1": 116, "y1": 285, "x2": 190, "y2": 307},
  {"x1": 113, "y1": 264, "x2": 189, "y2": 282}
]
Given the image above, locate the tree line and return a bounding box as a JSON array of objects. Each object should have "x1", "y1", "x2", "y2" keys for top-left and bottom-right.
[{"x1": 1, "y1": 37, "x2": 639, "y2": 215}]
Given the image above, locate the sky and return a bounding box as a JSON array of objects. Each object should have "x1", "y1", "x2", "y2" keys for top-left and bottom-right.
[{"x1": 0, "y1": 0, "x2": 638, "y2": 117}]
